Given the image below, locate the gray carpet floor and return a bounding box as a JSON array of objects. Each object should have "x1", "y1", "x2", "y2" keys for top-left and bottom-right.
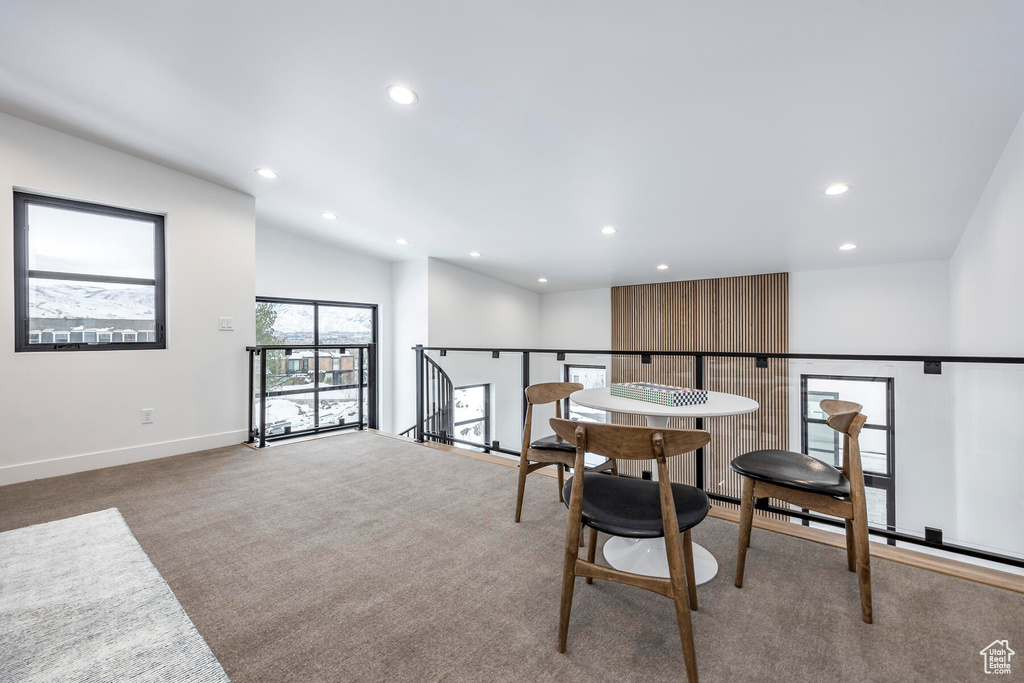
[{"x1": 1, "y1": 432, "x2": 1020, "y2": 682}]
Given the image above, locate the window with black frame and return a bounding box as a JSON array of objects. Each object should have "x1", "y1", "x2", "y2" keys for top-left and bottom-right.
[
  {"x1": 255, "y1": 296, "x2": 377, "y2": 437},
  {"x1": 563, "y1": 364, "x2": 607, "y2": 423},
  {"x1": 453, "y1": 384, "x2": 490, "y2": 450},
  {"x1": 14, "y1": 192, "x2": 166, "y2": 352},
  {"x1": 800, "y1": 375, "x2": 896, "y2": 540}
]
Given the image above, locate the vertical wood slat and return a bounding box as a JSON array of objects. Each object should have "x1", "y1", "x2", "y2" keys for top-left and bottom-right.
[{"x1": 611, "y1": 273, "x2": 789, "y2": 516}]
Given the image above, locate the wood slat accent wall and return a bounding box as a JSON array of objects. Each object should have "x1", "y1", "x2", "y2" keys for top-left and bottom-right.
[{"x1": 611, "y1": 273, "x2": 789, "y2": 509}]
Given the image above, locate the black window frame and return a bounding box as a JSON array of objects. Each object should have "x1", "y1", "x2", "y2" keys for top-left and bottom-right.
[
  {"x1": 800, "y1": 374, "x2": 897, "y2": 540},
  {"x1": 562, "y1": 363, "x2": 608, "y2": 420},
  {"x1": 14, "y1": 191, "x2": 166, "y2": 352}
]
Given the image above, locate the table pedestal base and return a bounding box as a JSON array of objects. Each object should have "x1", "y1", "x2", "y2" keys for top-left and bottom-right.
[{"x1": 602, "y1": 536, "x2": 719, "y2": 584}]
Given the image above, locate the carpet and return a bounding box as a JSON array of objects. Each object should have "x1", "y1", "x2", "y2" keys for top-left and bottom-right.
[
  {"x1": 0, "y1": 508, "x2": 229, "y2": 683},
  {"x1": 1, "y1": 433, "x2": 1022, "y2": 682}
]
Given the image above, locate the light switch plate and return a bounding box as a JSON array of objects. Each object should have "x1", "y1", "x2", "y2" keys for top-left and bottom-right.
[{"x1": 219, "y1": 317, "x2": 234, "y2": 331}]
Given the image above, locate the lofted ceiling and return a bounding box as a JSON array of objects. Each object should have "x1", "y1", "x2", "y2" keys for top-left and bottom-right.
[{"x1": 1, "y1": 1, "x2": 1023, "y2": 292}]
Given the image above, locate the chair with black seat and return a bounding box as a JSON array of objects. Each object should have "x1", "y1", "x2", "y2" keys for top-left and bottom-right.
[
  {"x1": 514, "y1": 382, "x2": 617, "y2": 522},
  {"x1": 550, "y1": 417, "x2": 711, "y2": 683},
  {"x1": 731, "y1": 399, "x2": 873, "y2": 623}
]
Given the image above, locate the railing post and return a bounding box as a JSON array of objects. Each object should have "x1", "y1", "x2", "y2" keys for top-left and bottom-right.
[
  {"x1": 246, "y1": 349, "x2": 255, "y2": 444},
  {"x1": 259, "y1": 349, "x2": 267, "y2": 449},
  {"x1": 521, "y1": 351, "x2": 531, "y2": 425},
  {"x1": 694, "y1": 353, "x2": 705, "y2": 491},
  {"x1": 367, "y1": 343, "x2": 378, "y2": 430},
  {"x1": 415, "y1": 345, "x2": 425, "y2": 442},
  {"x1": 357, "y1": 347, "x2": 364, "y2": 431}
]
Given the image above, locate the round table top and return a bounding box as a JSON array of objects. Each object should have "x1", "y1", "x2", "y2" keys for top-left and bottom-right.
[{"x1": 570, "y1": 386, "x2": 759, "y2": 418}]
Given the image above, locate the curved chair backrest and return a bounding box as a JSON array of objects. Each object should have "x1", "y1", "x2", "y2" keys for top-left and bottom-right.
[
  {"x1": 526, "y1": 382, "x2": 583, "y2": 406},
  {"x1": 819, "y1": 399, "x2": 868, "y2": 479},
  {"x1": 820, "y1": 399, "x2": 867, "y2": 438},
  {"x1": 549, "y1": 418, "x2": 710, "y2": 462}
]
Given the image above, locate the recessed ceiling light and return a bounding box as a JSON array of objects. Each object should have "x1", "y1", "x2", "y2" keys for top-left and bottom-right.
[
  {"x1": 538, "y1": 277, "x2": 548, "y2": 283},
  {"x1": 657, "y1": 264, "x2": 669, "y2": 270},
  {"x1": 386, "y1": 85, "x2": 418, "y2": 105},
  {"x1": 825, "y1": 183, "x2": 850, "y2": 196},
  {"x1": 601, "y1": 226, "x2": 617, "y2": 235},
  {"x1": 839, "y1": 243, "x2": 858, "y2": 251},
  {"x1": 469, "y1": 251, "x2": 481, "y2": 257},
  {"x1": 321, "y1": 212, "x2": 337, "y2": 220},
  {"x1": 396, "y1": 238, "x2": 409, "y2": 245},
  {"x1": 255, "y1": 168, "x2": 278, "y2": 179}
]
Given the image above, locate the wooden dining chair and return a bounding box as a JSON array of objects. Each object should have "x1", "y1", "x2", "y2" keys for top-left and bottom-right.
[
  {"x1": 731, "y1": 399, "x2": 873, "y2": 623},
  {"x1": 549, "y1": 417, "x2": 711, "y2": 683},
  {"x1": 515, "y1": 382, "x2": 617, "y2": 523}
]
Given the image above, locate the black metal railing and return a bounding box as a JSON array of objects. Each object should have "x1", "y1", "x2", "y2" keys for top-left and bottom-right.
[
  {"x1": 411, "y1": 344, "x2": 1024, "y2": 571},
  {"x1": 247, "y1": 343, "x2": 378, "y2": 448},
  {"x1": 413, "y1": 349, "x2": 454, "y2": 443}
]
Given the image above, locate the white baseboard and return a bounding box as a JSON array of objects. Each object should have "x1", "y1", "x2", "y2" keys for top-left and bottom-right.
[{"x1": 0, "y1": 431, "x2": 249, "y2": 486}]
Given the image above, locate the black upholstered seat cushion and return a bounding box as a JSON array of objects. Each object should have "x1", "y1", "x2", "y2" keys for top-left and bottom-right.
[
  {"x1": 731, "y1": 449, "x2": 851, "y2": 497},
  {"x1": 561, "y1": 474, "x2": 710, "y2": 539},
  {"x1": 530, "y1": 434, "x2": 575, "y2": 452}
]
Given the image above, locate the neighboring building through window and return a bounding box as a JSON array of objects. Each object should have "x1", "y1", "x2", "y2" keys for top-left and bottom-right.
[
  {"x1": 454, "y1": 384, "x2": 490, "y2": 449},
  {"x1": 564, "y1": 364, "x2": 607, "y2": 423},
  {"x1": 800, "y1": 375, "x2": 896, "y2": 538},
  {"x1": 14, "y1": 192, "x2": 166, "y2": 351}
]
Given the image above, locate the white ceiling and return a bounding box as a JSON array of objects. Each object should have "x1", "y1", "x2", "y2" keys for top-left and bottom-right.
[{"x1": 2, "y1": 1, "x2": 1023, "y2": 292}]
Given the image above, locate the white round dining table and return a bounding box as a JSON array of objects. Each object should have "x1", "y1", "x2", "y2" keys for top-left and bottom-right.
[{"x1": 569, "y1": 386, "x2": 759, "y2": 585}]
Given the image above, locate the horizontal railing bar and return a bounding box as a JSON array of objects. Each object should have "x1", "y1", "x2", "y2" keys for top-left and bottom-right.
[
  {"x1": 422, "y1": 430, "x2": 521, "y2": 457},
  {"x1": 266, "y1": 382, "x2": 368, "y2": 398},
  {"x1": 418, "y1": 434, "x2": 1024, "y2": 567},
  {"x1": 413, "y1": 345, "x2": 1024, "y2": 365},
  {"x1": 263, "y1": 421, "x2": 365, "y2": 441},
  {"x1": 248, "y1": 344, "x2": 374, "y2": 351},
  {"x1": 705, "y1": 492, "x2": 1024, "y2": 568}
]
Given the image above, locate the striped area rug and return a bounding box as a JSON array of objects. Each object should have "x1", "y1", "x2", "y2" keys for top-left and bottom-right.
[{"x1": 0, "y1": 508, "x2": 229, "y2": 683}]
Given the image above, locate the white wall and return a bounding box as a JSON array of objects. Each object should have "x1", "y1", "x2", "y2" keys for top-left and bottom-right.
[
  {"x1": 947, "y1": 108, "x2": 1024, "y2": 559},
  {"x1": 0, "y1": 112, "x2": 256, "y2": 485},
  {"x1": 426, "y1": 258, "x2": 540, "y2": 348},
  {"x1": 790, "y1": 261, "x2": 950, "y2": 354},
  {"x1": 950, "y1": 108, "x2": 1024, "y2": 356},
  {"x1": 426, "y1": 259, "x2": 541, "y2": 450},
  {"x1": 255, "y1": 224, "x2": 394, "y2": 431},
  {"x1": 538, "y1": 288, "x2": 611, "y2": 349},
  {"x1": 391, "y1": 259, "x2": 428, "y2": 433}
]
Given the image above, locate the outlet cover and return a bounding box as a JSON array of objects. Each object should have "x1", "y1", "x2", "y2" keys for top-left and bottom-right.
[{"x1": 141, "y1": 409, "x2": 154, "y2": 424}]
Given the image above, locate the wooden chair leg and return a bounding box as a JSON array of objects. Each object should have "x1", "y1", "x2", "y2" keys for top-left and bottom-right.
[
  {"x1": 844, "y1": 519, "x2": 856, "y2": 572},
  {"x1": 611, "y1": 459, "x2": 618, "y2": 476},
  {"x1": 557, "y1": 464, "x2": 565, "y2": 502},
  {"x1": 665, "y1": 528, "x2": 699, "y2": 681},
  {"x1": 586, "y1": 527, "x2": 598, "y2": 584},
  {"x1": 514, "y1": 453, "x2": 530, "y2": 523},
  {"x1": 735, "y1": 477, "x2": 755, "y2": 588},
  {"x1": 557, "y1": 521, "x2": 582, "y2": 652},
  {"x1": 851, "y1": 510, "x2": 873, "y2": 624},
  {"x1": 683, "y1": 529, "x2": 698, "y2": 611}
]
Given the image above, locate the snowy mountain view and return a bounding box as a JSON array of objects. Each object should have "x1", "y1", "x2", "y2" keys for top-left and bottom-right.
[{"x1": 30, "y1": 280, "x2": 155, "y2": 320}]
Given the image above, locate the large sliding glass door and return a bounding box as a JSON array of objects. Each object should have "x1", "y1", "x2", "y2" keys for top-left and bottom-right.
[{"x1": 255, "y1": 296, "x2": 377, "y2": 438}]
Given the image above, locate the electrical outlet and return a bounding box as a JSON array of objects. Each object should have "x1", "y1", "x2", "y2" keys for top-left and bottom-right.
[
  {"x1": 141, "y1": 409, "x2": 154, "y2": 424},
  {"x1": 218, "y1": 317, "x2": 234, "y2": 331}
]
